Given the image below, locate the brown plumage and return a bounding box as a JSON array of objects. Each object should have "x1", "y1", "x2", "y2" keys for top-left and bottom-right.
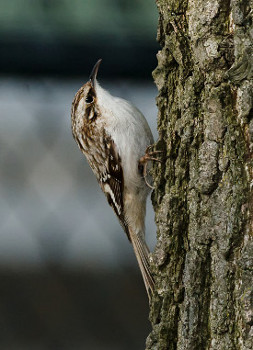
[{"x1": 71, "y1": 60, "x2": 155, "y2": 300}]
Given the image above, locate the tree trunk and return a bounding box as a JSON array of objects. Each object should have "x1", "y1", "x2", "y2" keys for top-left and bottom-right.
[{"x1": 147, "y1": 0, "x2": 253, "y2": 349}]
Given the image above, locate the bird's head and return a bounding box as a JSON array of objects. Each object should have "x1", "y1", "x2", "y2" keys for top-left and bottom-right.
[{"x1": 71, "y1": 59, "x2": 103, "y2": 137}]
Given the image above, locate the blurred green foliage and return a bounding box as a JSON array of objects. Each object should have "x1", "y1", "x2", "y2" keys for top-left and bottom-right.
[{"x1": 0, "y1": 0, "x2": 157, "y2": 41}]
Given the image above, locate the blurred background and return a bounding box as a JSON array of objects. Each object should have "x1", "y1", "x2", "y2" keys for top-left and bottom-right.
[{"x1": 0, "y1": 1, "x2": 159, "y2": 349}]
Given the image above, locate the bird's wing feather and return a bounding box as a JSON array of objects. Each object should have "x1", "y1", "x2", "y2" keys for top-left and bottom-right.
[{"x1": 100, "y1": 137, "x2": 130, "y2": 240}]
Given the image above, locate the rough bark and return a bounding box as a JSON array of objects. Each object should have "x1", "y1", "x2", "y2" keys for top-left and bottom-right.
[{"x1": 147, "y1": 0, "x2": 253, "y2": 349}]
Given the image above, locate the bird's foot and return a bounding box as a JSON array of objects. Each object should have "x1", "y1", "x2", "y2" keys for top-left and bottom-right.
[{"x1": 139, "y1": 145, "x2": 162, "y2": 189}]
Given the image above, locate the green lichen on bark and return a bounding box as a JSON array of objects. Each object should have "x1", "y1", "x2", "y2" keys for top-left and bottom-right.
[{"x1": 147, "y1": 0, "x2": 253, "y2": 349}]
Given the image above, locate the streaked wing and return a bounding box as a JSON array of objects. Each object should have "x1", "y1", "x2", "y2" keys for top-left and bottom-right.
[{"x1": 100, "y1": 137, "x2": 130, "y2": 240}]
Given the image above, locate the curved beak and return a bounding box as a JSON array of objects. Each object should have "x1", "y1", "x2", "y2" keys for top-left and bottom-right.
[{"x1": 89, "y1": 59, "x2": 102, "y2": 86}]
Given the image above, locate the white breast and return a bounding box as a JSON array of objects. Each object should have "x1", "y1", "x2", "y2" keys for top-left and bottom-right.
[{"x1": 95, "y1": 83, "x2": 154, "y2": 191}]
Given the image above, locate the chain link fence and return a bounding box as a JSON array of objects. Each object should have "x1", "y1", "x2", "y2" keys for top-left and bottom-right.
[{"x1": 0, "y1": 77, "x2": 157, "y2": 349}]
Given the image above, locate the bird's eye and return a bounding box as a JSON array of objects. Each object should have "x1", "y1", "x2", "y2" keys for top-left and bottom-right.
[{"x1": 85, "y1": 95, "x2": 94, "y2": 104}]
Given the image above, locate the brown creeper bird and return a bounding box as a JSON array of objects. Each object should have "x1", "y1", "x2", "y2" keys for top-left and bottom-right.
[{"x1": 71, "y1": 59, "x2": 155, "y2": 299}]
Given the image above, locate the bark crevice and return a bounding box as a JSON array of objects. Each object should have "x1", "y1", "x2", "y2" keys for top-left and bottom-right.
[{"x1": 147, "y1": 0, "x2": 253, "y2": 349}]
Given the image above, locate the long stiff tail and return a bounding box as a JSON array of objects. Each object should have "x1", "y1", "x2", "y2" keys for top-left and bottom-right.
[{"x1": 129, "y1": 229, "x2": 155, "y2": 300}]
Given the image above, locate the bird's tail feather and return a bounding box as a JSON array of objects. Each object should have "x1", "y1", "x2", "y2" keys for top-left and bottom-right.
[{"x1": 130, "y1": 230, "x2": 155, "y2": 300}]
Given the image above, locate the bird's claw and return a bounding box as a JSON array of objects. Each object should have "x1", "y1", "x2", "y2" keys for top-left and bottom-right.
[{"x1": 139, "y1": 145, "x2": 162, "y2": 189}]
